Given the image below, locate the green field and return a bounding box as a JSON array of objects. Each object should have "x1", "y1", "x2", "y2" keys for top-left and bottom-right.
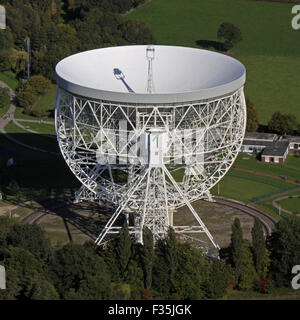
[
  {"x1": 234, "y1": 154, "x2": 300, "y2": 183},
  {"x1": 127, "y1": 0, "x2": 300, "y2": 124},
  {"x1": 19, "y1": 121, "x2": 56, "y2": 135},
  {"x1": 211, "y1": 169, "x2": 291, "y2": 202},
  {"x1": 34, "y1": 85, "x2": 57, "y2": 115},
  {"x1": 278, "y1": 197, "x2": 300, "y2": 213}
]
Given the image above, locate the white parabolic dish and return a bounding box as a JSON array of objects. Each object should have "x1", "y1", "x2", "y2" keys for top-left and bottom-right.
[{"x1": 55, "y1": 45, "x2": 246, "y2": 104}]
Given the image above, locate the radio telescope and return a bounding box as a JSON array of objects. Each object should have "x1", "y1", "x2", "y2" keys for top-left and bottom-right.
[{"x1": 55, "y1": 45, "x2": 246, "y2": 252}]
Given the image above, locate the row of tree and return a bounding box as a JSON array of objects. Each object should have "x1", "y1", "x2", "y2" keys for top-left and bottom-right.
[{"x1": 0, "y1": 213, "x2": 299, "y2": 300}]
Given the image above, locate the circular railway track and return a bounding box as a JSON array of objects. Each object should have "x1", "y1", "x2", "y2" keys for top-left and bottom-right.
[
  {"x1": 213, "y1": 197, "x2": 278, "y2": 236},
  {"x1": 20, "y1": 197, "x2": 278, "y2": 240}
]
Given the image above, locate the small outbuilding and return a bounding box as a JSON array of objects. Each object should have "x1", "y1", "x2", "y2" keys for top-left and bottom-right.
[{"x1": 261, "y1": 141, "x2": 289, "y2": 164}]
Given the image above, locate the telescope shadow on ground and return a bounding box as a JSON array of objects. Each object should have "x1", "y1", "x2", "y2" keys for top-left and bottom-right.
[{"x1": 0, "y1": 133, "x2": 255, "y2": 248}]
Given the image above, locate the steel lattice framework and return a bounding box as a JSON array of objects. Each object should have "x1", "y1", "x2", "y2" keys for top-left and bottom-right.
[{"x1": 55, "y1": 86, "x2": 246, "y2": 252}]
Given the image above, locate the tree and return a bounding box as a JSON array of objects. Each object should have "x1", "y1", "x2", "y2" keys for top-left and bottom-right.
[
  {"x1": 251, "y1": 217, "x2": 266, "y2": 277},
  {"x1": 173, "y1": 242, "x2": 209, "y2": 299},
  {"x1": 49, "y1": 243, "x2": 111, "y2": 298},
  {"x1": 229, "y1": 218, "x2": 258, "y2": 291},
  {"x1": 16, "y1": 89, "x2": 37, "y2": 109},
  {"x1": 64, "y1": 274, "x2": 111, "y2": 300},
  {"x1": 246, "y1": 97, "x2": 259, "y2": 132},
  {"x1": 116, "y1": 222, "x2": 132, "y2": 277},
  {"x1": 25, "y1": 75, "x2": 52, "y2": 94},
  {"x1": 268, "y1": 216, "x2": 300, "y2": 287},
  {"x1": 6, "y1": 224, "x2": 52, "y2": 261},
  {"x1": 217, "y1": 22, "x2": 242, "y2": 51},
  {"x1": 205, "y1": 261, "x2": 235, "y2": 298},
  {"x1": 267, "y1": 111, "x2": 298, "y2": 135},
  {"x1": 30, "y1": 279, "x2": 60, "y2": 300},
  {"x1": 0, "y1": 50, "x2": 11, "y2": 71},
  {"x1": 237, "y1": 240, "x2": 258, "y2": 291},
  {"x1": 0, "y1": 216, "x2": 15, "y2": 248},
  {"x1": 119, "y1": 19, "x2": 156, "y2": 45},
  {"x1": 0, "y1": 247, "x2": 44, "y2": 300},
  {"x1": 0, "y1": 87, "x2": 10, "y2": 110},
  {"x1": 152, "y1": 228, "x2": 178, "y2": 297},
  {"x1": 230, "y1": 218, "x2": 244, "y2": 272},
  {"x1": 141, "y1": 227, "x2": 154, "y2": 289},
  {"x1": 5, "y1": 180, "x2": 21, "y2": 197}
]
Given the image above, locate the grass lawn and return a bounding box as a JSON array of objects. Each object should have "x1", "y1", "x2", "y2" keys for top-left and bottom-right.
[
  {"x1": 211, "y1": 173, "x2": 283, "y2": 203},
  {"x1": 15, "y1": 86, "x2": 57, "y2": 121},
  {"x1": 18, "y1": 121, "x2": 56, "y2": 135},
  {"x1": 234, "y1": 154, "x2": 300, "y2": 183},
  {"x1": 127, "y1": 0, "x2": 300, "y2": 124},
  {"x1": 285, "y1": 154, "x2": 300, "y2": 168},
  {"x1": 33, "y1": 85, "x2": 57, "y2": 115},
  {"x1": 4, "y1": 121, "x2": 59, "y2": 153},
  {"x1": 14, "y1": 106, "x2": 55, "y2": 122},
  {"x1": 0, "y1": 71, "x2": 19, "y2": 90},
  {"x1": 278, "y1": 196, "x2": 300, "y2": 213}
]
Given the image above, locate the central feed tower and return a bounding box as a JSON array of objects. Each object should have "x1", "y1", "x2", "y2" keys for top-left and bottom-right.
[{"x1": 55, "y1": 45, "x2": 246, "y2": 252}]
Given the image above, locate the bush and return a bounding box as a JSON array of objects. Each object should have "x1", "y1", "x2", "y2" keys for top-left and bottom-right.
[
  {"x1": 16, "y1": 75, "x2": 52, "y2": 111},
  {"x1": 0, "y1": 87, "x2": 10, "y2": 110},
  {"x1": 25, "y1": 75, "x2": 52, "y2": 95},
  {"x1": 256, "y1": 277, "x2": 275, "y2": 294},
  {"x1": 16, "y1": 89, "x2": 37, "y2": 109},
  {"x1": 30, "y1": 108, "x2": 48, "y2": 118}
]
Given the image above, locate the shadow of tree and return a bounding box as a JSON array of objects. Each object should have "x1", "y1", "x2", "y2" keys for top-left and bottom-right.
[{"x1": 195, "y1": 40, "x2": 227, "y2": 52}]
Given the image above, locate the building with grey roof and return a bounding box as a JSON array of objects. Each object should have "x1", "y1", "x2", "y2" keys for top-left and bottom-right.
[
  {"x1": 261, "y1": 141, "x2": 289, "y2": 164},
  {"x1": 241, "y1": 131, "x2": 278, "y2": 154}
]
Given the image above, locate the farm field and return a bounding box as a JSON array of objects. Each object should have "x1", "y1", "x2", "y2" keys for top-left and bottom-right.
[{"x1": 127, "y1": 0, "x2": 300, "y2": 124}]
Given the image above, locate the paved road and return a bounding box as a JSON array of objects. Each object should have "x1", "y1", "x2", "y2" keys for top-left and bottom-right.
[{"x1": 0, "y1": 80, "x2": 16, "y2": 133}]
